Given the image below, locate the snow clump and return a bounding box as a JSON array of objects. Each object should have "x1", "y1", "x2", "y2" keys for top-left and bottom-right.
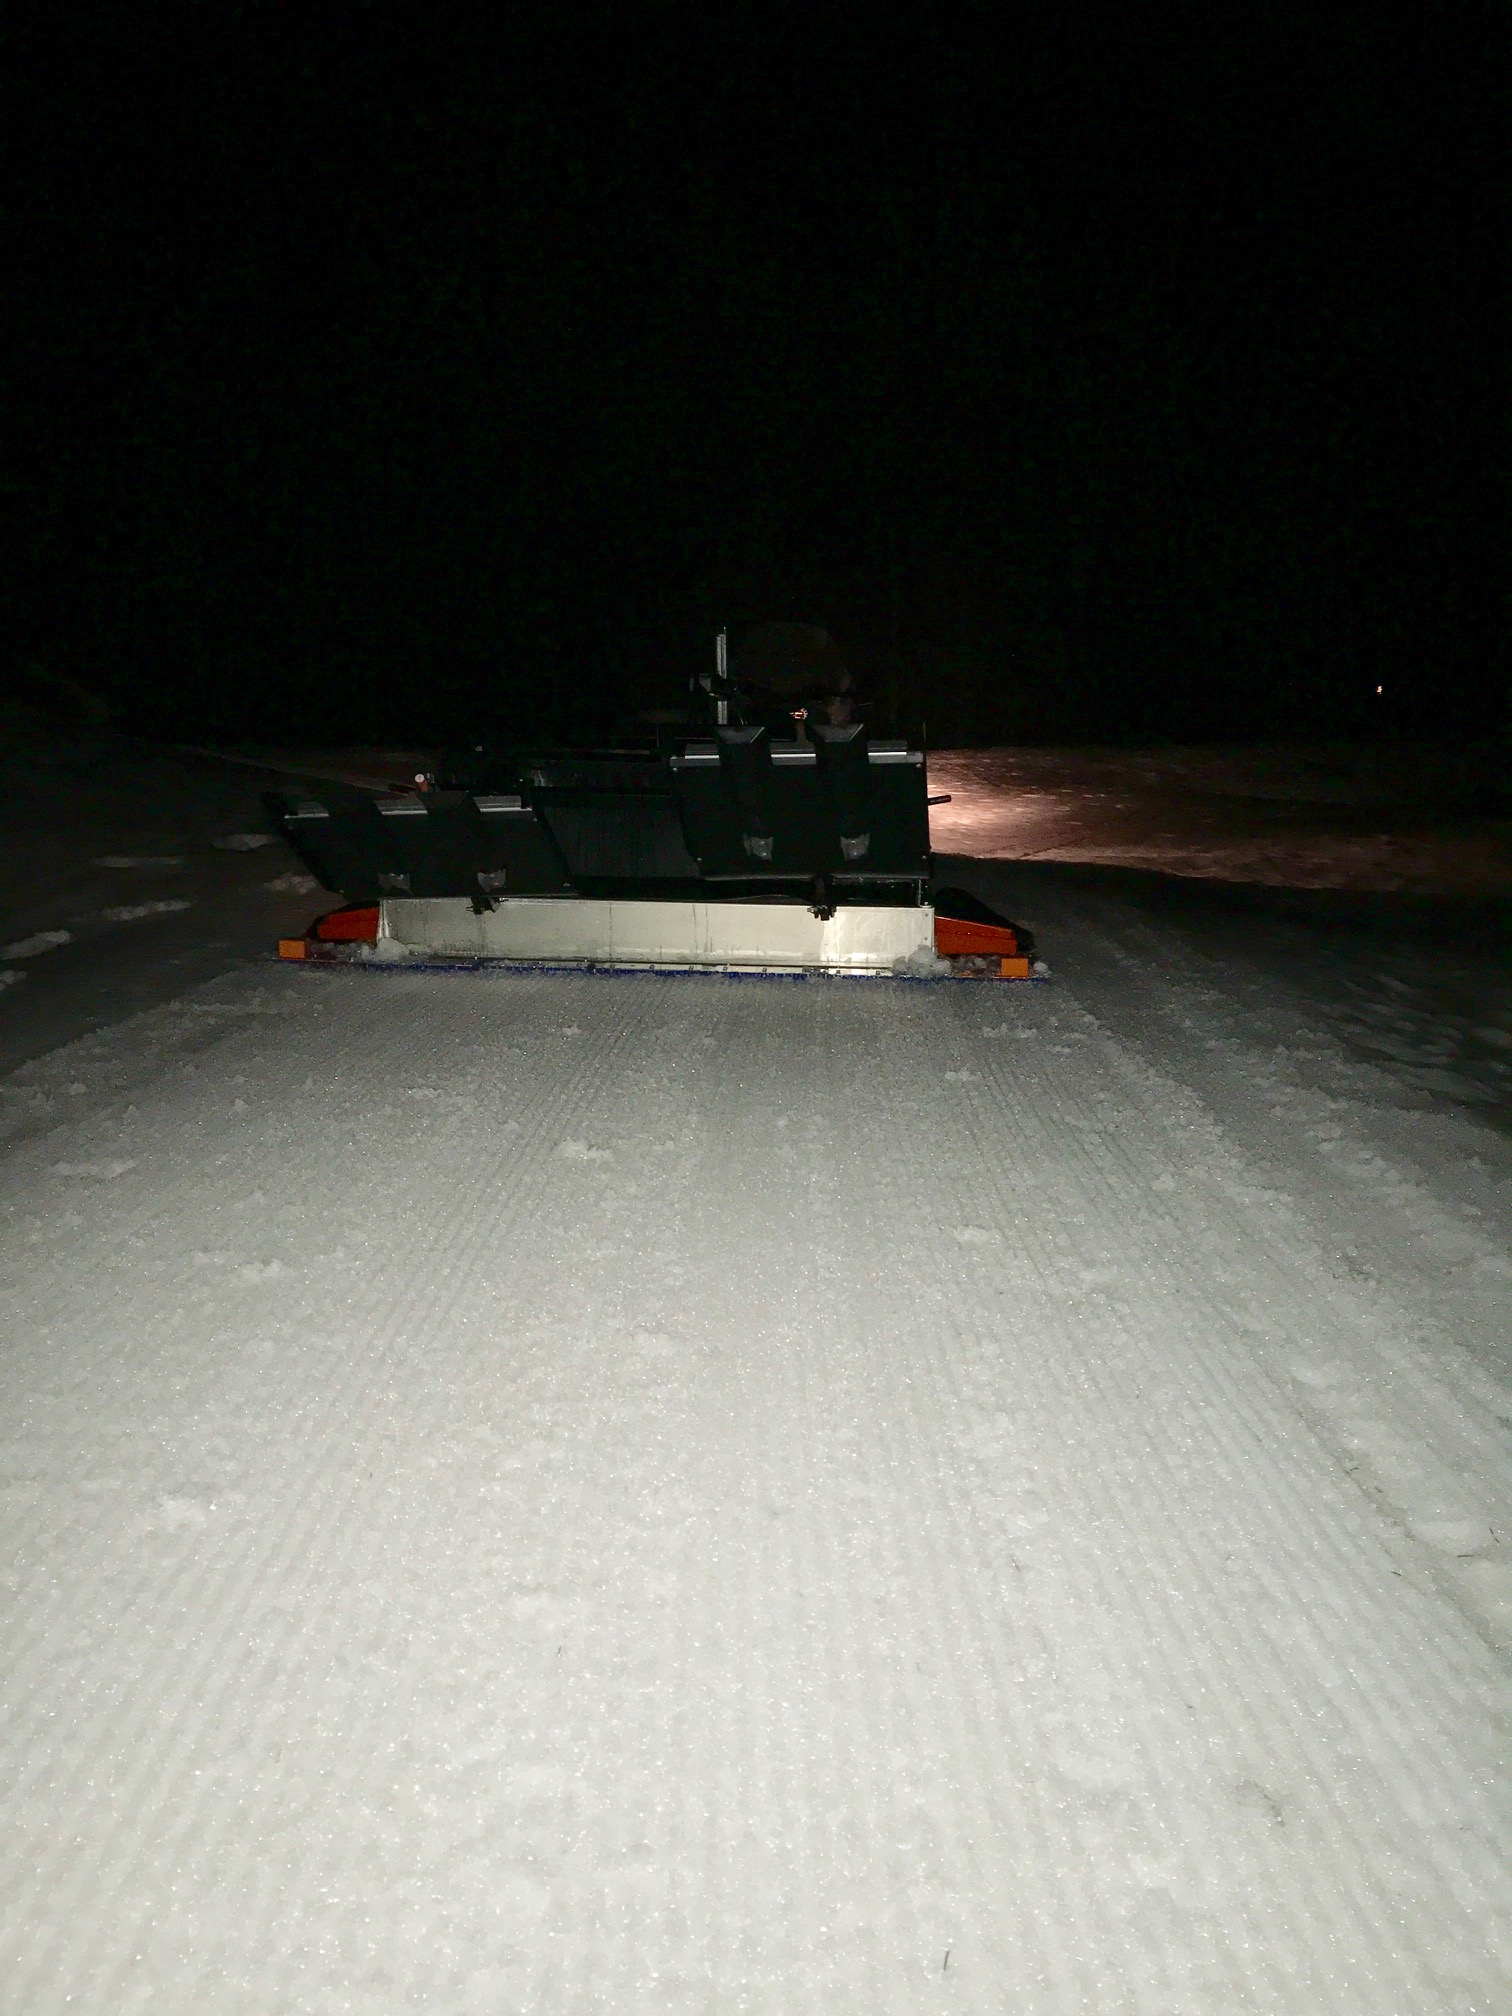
[
  {"x1": 559, "y1": 1139, "x2": 613, "y2": 1163},
  {"x1": 2, "y1": 929, "x2": 72, "y2": 958},
  {"x1": 894, "y1": 944, "x2": 953, "y2": 978}
]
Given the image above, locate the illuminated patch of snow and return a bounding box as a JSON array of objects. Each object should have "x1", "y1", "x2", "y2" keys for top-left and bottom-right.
[{"x1": 100, "y1": 900, "x2": 194, "y2": 922}]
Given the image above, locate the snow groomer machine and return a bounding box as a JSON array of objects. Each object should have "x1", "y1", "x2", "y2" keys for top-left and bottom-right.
[{"x1": 268, "y1": 627, "x2": 1040, "y2": 980}]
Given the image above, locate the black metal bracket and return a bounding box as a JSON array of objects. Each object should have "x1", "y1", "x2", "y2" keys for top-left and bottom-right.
[{"x1": 809, "y1": 874, "x2": 836, "y2": 920}]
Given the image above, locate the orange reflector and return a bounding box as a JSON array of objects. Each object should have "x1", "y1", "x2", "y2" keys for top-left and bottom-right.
[
  {"x1": 313, "y1": 905, "x2": 380, "y2": 943},
  {"x1": 278, "y1": 938, "x2": 308, "y2": 961},
  {"x1": 934, "y1": 915, "x2": 1021, "y2": 957},
  {"x1": 1000, "y1": 956, "x2": 1032, "y2": 979}
]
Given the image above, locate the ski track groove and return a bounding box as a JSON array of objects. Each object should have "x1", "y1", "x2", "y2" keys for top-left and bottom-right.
[{"x1": 0, "y1": 962, "x2": 1507, "y2": 2011}]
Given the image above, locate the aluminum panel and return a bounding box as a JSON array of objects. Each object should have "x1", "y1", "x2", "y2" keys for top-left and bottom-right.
[{"x1": 379, "y1": 896, "x2": 933, "y2": 972}]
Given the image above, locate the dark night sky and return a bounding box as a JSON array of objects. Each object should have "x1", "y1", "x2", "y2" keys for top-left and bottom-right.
[{"x1": 1, "y1": 3, "x2": 1504, "y2": 745}]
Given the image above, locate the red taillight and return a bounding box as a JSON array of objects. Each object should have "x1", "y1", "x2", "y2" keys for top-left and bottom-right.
[{"x1": 312, "y1": 905, "x2": 380, "y2": 943}]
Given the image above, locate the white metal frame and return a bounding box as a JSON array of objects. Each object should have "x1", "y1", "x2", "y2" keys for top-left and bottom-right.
[{"x1": 379, "y1": 896, "x2": 933, "y2": 973}]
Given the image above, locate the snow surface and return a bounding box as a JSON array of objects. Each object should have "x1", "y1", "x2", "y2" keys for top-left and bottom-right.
[
  {"x1": 928, "y1": 750, "x2": 1512, "y2": 1122},
  {"x1": 3, "y1": 944, "x2": 1510, "y2": 2012},
  {"x1": 0, "y1": 732, "x2": 341, "y2": 1076},
  {"x1": 1, "y1": 741, "x2": 1510, "y2": 2011}
]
